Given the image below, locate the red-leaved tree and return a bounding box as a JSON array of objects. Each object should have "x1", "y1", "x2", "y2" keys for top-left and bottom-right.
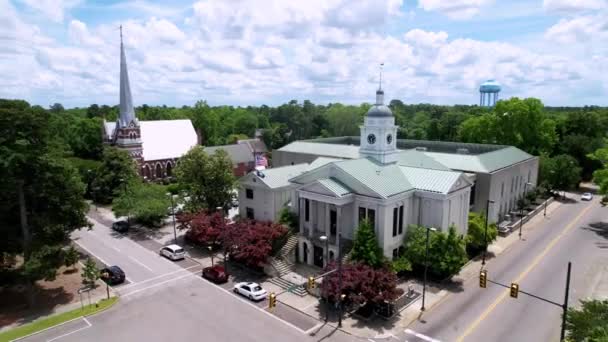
[
  {"x1": 321, "y1": 262, "x2": 403, "y2": 306},
  {"x1": 228, "y1": 219, "x2": 287, "y2": 268},
  {"x1": 177, "y1": 210, "x2": 228, "y2": 246}
]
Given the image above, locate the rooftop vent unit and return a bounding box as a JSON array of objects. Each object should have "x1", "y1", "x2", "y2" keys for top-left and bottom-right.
[
  {"x1": 256, "y1": 170, "x2": 265, "y2": 178},
  {"x1": 415, "y1": 147, "x2": 427, "y2": 151},
  {"x1": 457, "y1": 148, "x2": 470, "y2": 154}
]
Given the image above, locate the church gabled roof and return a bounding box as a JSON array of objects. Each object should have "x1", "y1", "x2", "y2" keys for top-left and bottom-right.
[{"x1": 140, "y1": 120, "x2": 197, "y2": 161}]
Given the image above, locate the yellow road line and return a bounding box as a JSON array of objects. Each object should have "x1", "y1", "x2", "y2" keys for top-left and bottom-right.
[{"x1": 456, "y1": 204, "x2": 593, "y2": 342}]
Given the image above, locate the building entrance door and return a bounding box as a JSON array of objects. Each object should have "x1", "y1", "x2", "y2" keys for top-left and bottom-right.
[
  {"x1": 330, "y1": 210, "x2": 337, "y2": 237},
  {"x1": 313, "y1": 246, "x2": 324, "y2": 267}
]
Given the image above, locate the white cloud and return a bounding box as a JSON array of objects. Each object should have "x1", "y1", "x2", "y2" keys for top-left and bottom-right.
[
  {"x1": 543, "y1": 0, "x2": 607, "y2": 13},
  {"x1": 21, "y1": 0, "x2": 80, "y2": 23},
  {"x1": 545, "y1": 14, "x2": 608, "y2": 43},
  {"x1": 417, "y1": 0, "x2": 493, "y2": 20},
  {"x1": 1, "y1": 0, "x2": 607, "y2": 106}
]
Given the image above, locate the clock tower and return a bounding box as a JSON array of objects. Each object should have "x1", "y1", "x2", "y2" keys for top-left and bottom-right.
[{"x1": 359, "y1": 81, "x2": 398, "y2": 164}]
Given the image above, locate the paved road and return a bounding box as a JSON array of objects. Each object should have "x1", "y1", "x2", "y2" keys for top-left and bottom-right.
[
  {"x1": 401, "y1": 197, "x2": 607, "y2": 342},
  {"x1": 22, "y1": 216, "x2": 361, "y2": 342}
]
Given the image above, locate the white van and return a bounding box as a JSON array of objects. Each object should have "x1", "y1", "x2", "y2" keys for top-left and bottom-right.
[{"x1": 159, "y1": 244, "x2": 186, "y2": 261}]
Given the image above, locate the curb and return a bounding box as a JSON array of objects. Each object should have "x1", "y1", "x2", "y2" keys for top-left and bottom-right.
[{"x1": 7, "y1": 297, "x2": 119, "y2": 342}]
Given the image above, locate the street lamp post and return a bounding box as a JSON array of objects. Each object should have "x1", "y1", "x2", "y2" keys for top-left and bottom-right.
[
  {"x1": 166, "y1": 192, "x2": 178, "y2": 244},
  {"x1": 320, "y1": 235, "x2": 329, "y2": 322},
  {"x1": 120, "y1": 178, "x2": 130, "y2": 227},
  {"x1": 337, "y1": 232, "x2": 343, "y2": 328},
  {"x1": 519, "y1": 182, "x2": 533, "y2": 239},
  {"x1": 421, "y1": 227, "x2": 437, "y2": 312},
  {"x1": 208, "y1": 245, "x2": 214, "y2": 266},
  {"x1": 482, "y1": 200, "x2": 495, "y2": 266}
]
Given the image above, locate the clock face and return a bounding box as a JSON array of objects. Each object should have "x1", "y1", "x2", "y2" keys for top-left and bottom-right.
[
  {"x1": 367, "y1": 134, "x2": 376, "y2": 144},
  {"x1": 387, "y1": 134, "x2": 393, "y2": 144}
]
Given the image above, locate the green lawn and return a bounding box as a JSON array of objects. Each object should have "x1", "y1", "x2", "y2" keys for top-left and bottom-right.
[{"x1": 0, "y1": 296, "x2": 118, "y2": 342}]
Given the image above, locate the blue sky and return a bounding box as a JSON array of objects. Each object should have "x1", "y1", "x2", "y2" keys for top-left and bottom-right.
[{"x1": 1, "y1": 0, "x2": 607, "y2": 108}]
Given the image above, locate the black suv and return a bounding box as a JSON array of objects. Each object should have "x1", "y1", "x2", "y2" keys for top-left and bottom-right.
[
  {"x1": 111, "y1": 220, "x2": 129, "y2": 233},
  {"x1": 100, "y1": 266, "x2": 126, "y2": 285}
]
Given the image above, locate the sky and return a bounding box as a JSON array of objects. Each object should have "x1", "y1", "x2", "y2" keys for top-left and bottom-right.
[{"x1": 1, "y1": 0, "x2": 607, "y2": 108}]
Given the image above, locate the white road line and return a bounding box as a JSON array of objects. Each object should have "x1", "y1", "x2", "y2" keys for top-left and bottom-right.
[
  {"x1": 73, "y1": 240, "x2": 112, "y2": 267},
  {"x1": 404, "y1": 329, "x2": 441, "y2": 342},
  {"x1": 128, "y1": 256, "x2": 154, "y2": 272},
  {"x1": 118, "y1": 265, "x2": 200, "y2": 290},
  {"x1": 192, "y1": 275, "x2": 309, "y2": 335},
  {"x1": 45, "y1": 318, "x2": 92, "y2": 342},
  {"x1": 121, "y1": 272, "x2": 195, "y2": 297}
]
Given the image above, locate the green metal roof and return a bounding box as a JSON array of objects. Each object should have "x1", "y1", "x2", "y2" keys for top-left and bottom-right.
[
  {"x1": 255, "y1": 163, "x2": 309, "y2": 189},
  {"x1": 333, "y1": 158, "x2": 414, "y2": 198},
  {"x1": 317, "y1": 178, "x2": 352, "y2": 197},
  {"x1": 399, "y1": 166, "x2": 463, "y2": 194},
  {"x1": 425, "y1": 147, "x2": 534, "y2": 173},
  {"x1": 396, "y1": 150, "x2": 450, "y2": 171},
  {"x1": 278, "y1": 141, "x2": 360, "y2": 159}
]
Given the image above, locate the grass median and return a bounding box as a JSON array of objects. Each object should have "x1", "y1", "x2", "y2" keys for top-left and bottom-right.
[{"x1": 0, "y1": 296, "x2": 118, "y2": 342}]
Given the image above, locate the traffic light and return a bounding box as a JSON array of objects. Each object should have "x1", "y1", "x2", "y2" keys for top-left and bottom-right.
[
  {"x1": 308, "y1": 276, "x2": 315, "y2": 289},
  {"x1": 268, "y1": 292, "x2": 277, "y2": 309},
  {"x1": 479, "y1": 270, "x2": 487, "y2": 288},
  {"x1": 510, "y1": 283, "x2": 519, "y2": 298}
]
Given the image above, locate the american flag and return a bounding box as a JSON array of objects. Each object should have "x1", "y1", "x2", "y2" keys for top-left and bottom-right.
[{"x1": 255, "y1": 154, "x2": 268, "y2": 167}]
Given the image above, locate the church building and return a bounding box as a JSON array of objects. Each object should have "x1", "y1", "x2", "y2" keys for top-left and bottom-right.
[
  {"x1": 239, "y1": 84, "x2": 474, "y2": 267},
  {"x1": 103, "y1": 30, "x2": 198, "y2": 180}
]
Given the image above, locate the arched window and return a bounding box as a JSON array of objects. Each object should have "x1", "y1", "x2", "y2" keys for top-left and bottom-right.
[
  {"x1": 155, "y1": 163, "x2": 163, "y2": 179},
  {"x1": 142, "y1": 165, "x2": 151, "y2": 179},
  {"x1": 166, "y1": 162, "x2": 173, "y2": 177}
]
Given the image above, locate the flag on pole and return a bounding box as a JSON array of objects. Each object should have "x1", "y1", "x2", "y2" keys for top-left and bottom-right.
[{"x1": 255, "y1": 154, "x2": 268, "y2": 167}]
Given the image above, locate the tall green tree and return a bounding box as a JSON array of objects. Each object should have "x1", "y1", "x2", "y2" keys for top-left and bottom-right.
[
  {"x1": 82, "y1": 257, "x2": 99, "y2": 287},
  {"x1": 90, "y1": 147, "x2": 138, "y2": 204},
  {"x1": 350, "y1": 219, "x2": 384, "y2": 268},
  {"x1": 175, "y1": 146, "x2": 236, "y2": 211},
  {"x1": 589, "y1": 143, "x2": 608, "y2": 195},
  {"x1": 566, "y1": 299, "x2": 608, "y2": 342},
  {"x1": 112, "y1": 181, "x2": 170, "y2": 227},
  {"x1": 466, "y1": 212, "x2": 498, "y2": 251},
  {"x1": 540, "y1": 154, "x2": 582, "y2": 194},
  {"x1": 0, "y1": 99, "x2": 89, "y2": 306}
]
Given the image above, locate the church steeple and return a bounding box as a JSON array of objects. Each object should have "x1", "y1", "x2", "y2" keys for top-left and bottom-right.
[{"x1": 119, "y1": 25, "x2": 137, "y2": 128}]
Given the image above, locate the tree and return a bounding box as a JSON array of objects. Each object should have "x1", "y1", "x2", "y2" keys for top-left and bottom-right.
[
  {"x1": 589, "y1": 143, "x2": 608, "y2": 196},
  {"x1": 321, "y1": 262, "x2": 403, "y2": 306},
  {"x1": 229, "y1": 219, "x2": 287, "y2": 268},
  {"x1": 466, "y1": 212, "x2": 498, "y2": 252},
  {"x1": 175, "y1": 146, "x2": 236, "y2": 211},
  {"x1": 278, "y1": 207, "x2": 298, "y2": 231},
  {"x1": 350, "y1": 219, "x2": 384, "y2": 268},
  {"x1": 540, "y1": 154, "x2": 582, "y2": 194},
  {"x1": 90, "y1": 147, "x2": 138, "y2": 204},
  {"x1": 63, "y1": 246, "x2": 79, "y2": 271},
  {"x1": 566, "y1": 299, "x2": 608, "y2": 342},
  {"x1": 0, "y1": 99, "x2": 89, "y2": 306},
  {"x1": 49, "y1": 103, "x2": 64, "y2": 113},
  {"x1": 112, "y1": 181, "x2": 171, "y2": 227},
  {"x1": 178, "y1": 210, "x2": 228, "y2": 246},
  {"x1": 81, "y1": 257, "x2": 99, "y2": 287},
  {"x1": 403, "y1": 225, "x2": 468, "y2": 279}
]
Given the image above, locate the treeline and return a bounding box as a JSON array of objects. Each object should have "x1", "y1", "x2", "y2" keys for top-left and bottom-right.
[{"x1": 48, "y1": 98, "x2": 608, "y2": 182}]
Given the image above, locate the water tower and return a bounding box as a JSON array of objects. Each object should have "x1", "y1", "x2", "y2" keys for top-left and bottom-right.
[{"x1": 479, "y1": 80, "x2": 501, "y2": 107}]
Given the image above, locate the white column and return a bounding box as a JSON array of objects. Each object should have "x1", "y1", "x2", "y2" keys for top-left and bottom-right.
[{"x1": 325, "y1": 203, "x2": 330, "y2": 237}]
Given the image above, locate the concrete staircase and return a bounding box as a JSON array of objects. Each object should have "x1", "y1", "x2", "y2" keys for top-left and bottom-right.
[
  {"x1": 268, "y1": 275, "x2": 308, "y2": 297},
  {"x1": 270, "y1": 258, "x2": 295, "y2": 277},
  {"x1": 279, "y1": 234, "x2": 298, "y2": 259}
]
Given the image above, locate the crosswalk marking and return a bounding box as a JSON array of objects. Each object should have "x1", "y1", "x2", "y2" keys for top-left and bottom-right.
[{"x1": 404, "y1": 329, "x2": 441, "y2": 342}]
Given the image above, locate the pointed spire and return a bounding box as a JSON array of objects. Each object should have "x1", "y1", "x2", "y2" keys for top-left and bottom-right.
[
  {"x1": 376, "y1": 63, "x2": 384, "y2": 105},
  {"x1": 119, "y1": 25, "x2": 136, "y2": 127}
]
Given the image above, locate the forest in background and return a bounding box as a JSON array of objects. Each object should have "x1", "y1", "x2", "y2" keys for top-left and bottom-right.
[{"x1": 44, "y1": 98, "x2": 608, "y2": 182}]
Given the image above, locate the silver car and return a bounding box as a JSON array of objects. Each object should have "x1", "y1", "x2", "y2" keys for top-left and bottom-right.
[
  {"x1": 159, "y1": 244, "x2": 186, "y2": 261},
  {"x1": 581, "y1": 193, "x2": 593, "y2": 201},
  {"x1": 233, "y1": 282, "x2": 267, "y2": 301}
]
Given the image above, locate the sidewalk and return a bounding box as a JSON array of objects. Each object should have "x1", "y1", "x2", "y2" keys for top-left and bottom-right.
[{"x1": 273, "y1": 199, "x2": 563, "y2": 339}]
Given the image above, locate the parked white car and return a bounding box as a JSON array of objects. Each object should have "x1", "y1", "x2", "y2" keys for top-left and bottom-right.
[
  {"x1": 233, "y1": 282, "x2": 267, "y2": 301},
  {"x1": 581, "y1": 193, "x2": 593, "y2": 201},
  {"x1": 159, "y1": 244, "x2": 186, "y2": 261}
]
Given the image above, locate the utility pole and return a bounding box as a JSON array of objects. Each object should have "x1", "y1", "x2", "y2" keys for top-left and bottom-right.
[
  {"x1": 337, "y1": 232, "x2": 343, "y2": 328},
  {"x1": 483, "y1": 200, "x2": 494, "y2": 265},
  {"x1": 560, "y1": 262, "x2": 572, "y2": 341},
  {"x1": 421, "y1": 227, "x2": 436, "y2": 311}
]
